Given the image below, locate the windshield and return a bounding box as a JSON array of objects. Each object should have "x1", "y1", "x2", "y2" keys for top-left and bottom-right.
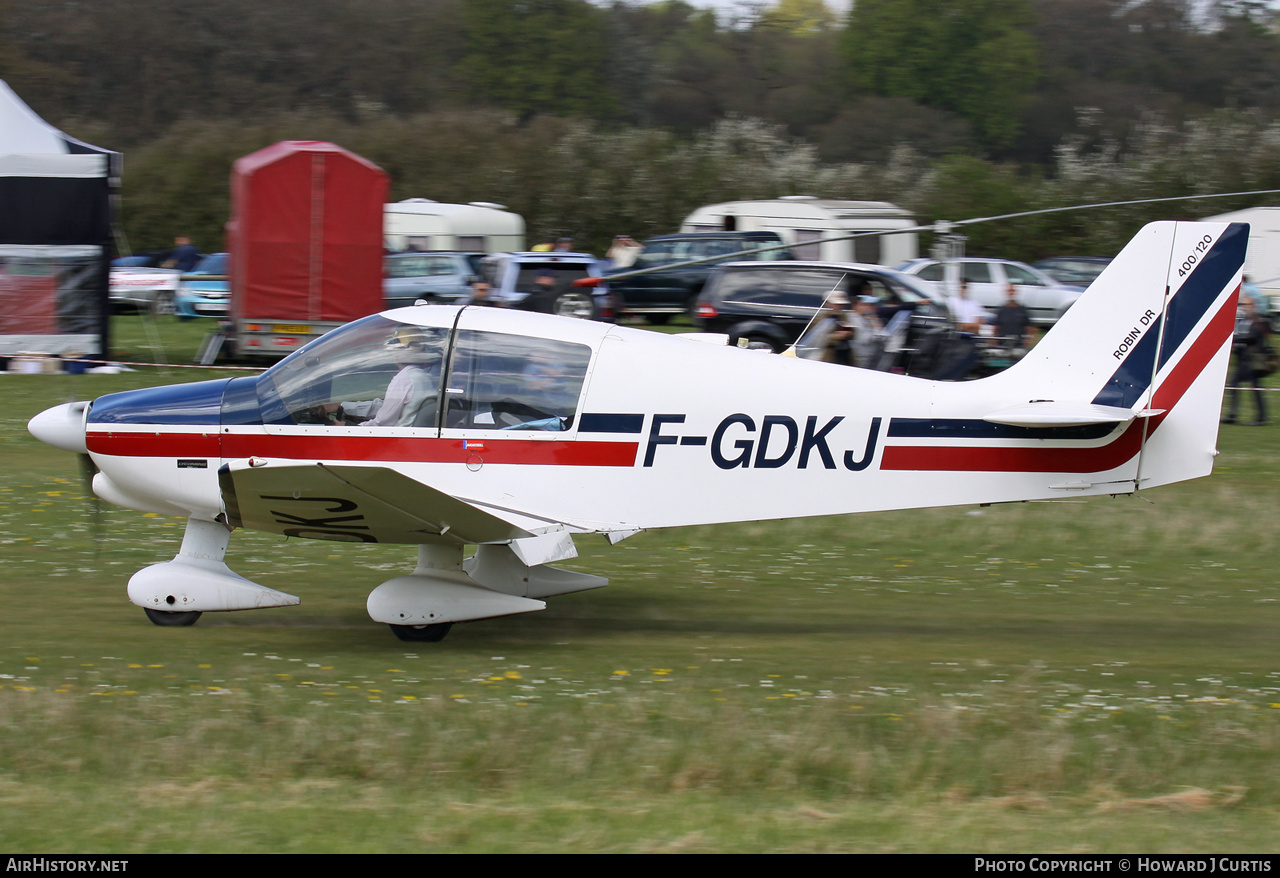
[
  {"x1": 193, "y1": 253, "x2": 227, "y2": 275},
  {"x1": 634, "y1": 238, "x2": 782, "y2": 269},
  {"x1": 260, "y1": 315, "x2": 448, "y2": 427},
  {"x1": 512, "y1": 263, "x2": 591, "y2": 293},
  {"x1": 717, "y1": 267, "x2": 935, "y2": 308},
  {"x1": 1038, "y1": 259, "x2": 1109, "y2": 285}
]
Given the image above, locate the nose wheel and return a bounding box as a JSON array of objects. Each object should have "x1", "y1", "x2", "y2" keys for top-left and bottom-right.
[{"x1": 143, "y1": 608, "x2": 203, "y2": 627}]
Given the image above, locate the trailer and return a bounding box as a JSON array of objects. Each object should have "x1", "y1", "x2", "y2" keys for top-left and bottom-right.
[
  {"x1": 228, "y1": 141, "x2": 389, "y2": 356},
  {"x1": 681, "y1": 197, "x2": 917, "y2": 266},
  {"x1": 384, "y1": 199, "x2": 525, "y2": 254}
]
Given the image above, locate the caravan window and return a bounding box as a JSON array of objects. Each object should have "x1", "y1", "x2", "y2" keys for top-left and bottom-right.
[{"x1": 853, "y1": 234, "x2": 882, "y2": 265}]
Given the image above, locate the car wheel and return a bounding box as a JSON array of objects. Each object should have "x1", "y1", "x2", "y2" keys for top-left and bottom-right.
[
  {"x1": 552, "y1": 291, "x2": 596, "y2": 320},
  {"x1": 151, "y1": 290, "x2": 176, "y2": 317},
  {"x1": 733, "y1": 331, "x2": 784, "y2": 353}
]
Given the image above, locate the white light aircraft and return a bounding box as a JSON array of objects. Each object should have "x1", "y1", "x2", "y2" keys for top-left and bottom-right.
[{"x1": 28, "y1": 221, "x2": 1247, "y2": 642}]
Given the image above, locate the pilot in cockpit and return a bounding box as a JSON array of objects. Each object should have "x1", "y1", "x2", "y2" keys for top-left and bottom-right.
[{"x1": 337, "y1": 326, "x2": 442, "y2": 427}]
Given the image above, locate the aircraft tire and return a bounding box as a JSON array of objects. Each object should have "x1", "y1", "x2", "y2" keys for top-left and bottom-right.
[
  {"x1": 390, "y1": 622, "x2": 452, "y2": 643},
  {"x1": 143, "y1": 608, "x2": 202, "y2": 627}
]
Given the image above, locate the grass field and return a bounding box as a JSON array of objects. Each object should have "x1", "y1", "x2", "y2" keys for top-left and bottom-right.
[{"x1": 0, "y1": 312, "x2": 1278, "y2": 852}]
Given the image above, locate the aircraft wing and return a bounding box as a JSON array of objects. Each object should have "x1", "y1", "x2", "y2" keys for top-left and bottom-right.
[{"x1": 219, "y1": 462, "x2": 579, "y2": 546}]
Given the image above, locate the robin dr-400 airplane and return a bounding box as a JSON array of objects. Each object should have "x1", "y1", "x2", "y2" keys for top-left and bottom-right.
[{"x1": 28, "y1": 221, "x2": 1247, "y2": 642}]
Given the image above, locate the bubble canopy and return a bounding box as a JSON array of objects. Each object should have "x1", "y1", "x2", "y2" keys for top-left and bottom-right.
[{"x1": 257, "y1": 312, "x2": 594, "y2": 431}]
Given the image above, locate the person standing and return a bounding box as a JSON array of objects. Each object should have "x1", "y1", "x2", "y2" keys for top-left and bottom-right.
[
  {"x1": 607, "y1": 235, "x2": 643, "y2": 268},
  {"x1": 467, "y1": 278, "x2": 502, "y2": 307},
  {"x1": 992, "y1": 283, "x2": 1035, "y2": 353},
  {"x1": 948, "y1": 279, "x2": 987, "y2": 335},
  {"x1": 1224, "y1": 297, "x2": 1271, "y2": 426},
  {"x1": 163, "y1": 236, "x2": 200, "y2": 272}
]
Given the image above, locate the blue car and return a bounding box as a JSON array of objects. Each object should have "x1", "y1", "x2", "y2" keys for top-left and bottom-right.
[{"x1": 175, "y1": 252, "x2": 230, "y2": 319}]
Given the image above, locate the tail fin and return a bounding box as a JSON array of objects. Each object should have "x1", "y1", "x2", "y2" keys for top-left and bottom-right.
[{"x1": 1000, "y1": 221, "x2": 1246, "y2": 489}]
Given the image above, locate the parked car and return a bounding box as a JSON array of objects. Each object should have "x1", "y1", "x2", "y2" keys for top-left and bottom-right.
[
  {"x1": 693, "y1": 261, "x2": 960, "y2": 377},
  {"x1": 1032, "y1": 256, "x2": 1112, "y2": 287},
  {"x1": 604, "y1": 231, "x2": 793, "y2": 323},
  {"x1": 384, "y1": 251, "x2": 484, "y2": 308},
  {"x1": 175, "y1": 252, "x2": 230, "y2": 319},
  {"x1": 476, "y1": 252, "x2": 614, "y2": 320},
  {"x1": 896, "y1": 257, "x2": 1085, "y2": 326},
  {"x1": 109, "y1": 253, "x2": 182, "y2": 315}
]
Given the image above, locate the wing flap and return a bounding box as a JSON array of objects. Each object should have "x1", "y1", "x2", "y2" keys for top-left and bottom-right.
[{"x1": 221, "y1": 462, "x2": 542, "y2": 545}]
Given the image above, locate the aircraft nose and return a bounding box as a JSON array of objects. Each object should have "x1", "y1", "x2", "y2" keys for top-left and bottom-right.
[{"x1": 28, "y1": 401, "x2": 90, "y2": 454}]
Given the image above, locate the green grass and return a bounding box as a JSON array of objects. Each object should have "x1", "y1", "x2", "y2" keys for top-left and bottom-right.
[{"x1": 0, "y1": 313, "x2": 1278, "y2": 851}]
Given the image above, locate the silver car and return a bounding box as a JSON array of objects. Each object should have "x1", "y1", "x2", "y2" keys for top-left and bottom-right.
[
  {"x1": 897, "y1": 257, "x2": 1085, "y2": 326},
  {"x1": 109, "y1": 256, "x2": 182, "y2": 315},
  {"x1": 383, "y1": 252, "x2": 484, "y2": 308}
]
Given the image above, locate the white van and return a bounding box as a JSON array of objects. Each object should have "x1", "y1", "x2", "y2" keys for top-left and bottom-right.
[
  {"x1": 681, "y1": 197, "x2": 918, "y2": 266},
  {"x1": 384, "y1": 199, "x2": 525, "y2": 253}
]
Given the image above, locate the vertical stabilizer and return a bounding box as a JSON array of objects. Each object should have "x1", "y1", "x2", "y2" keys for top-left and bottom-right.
[{"x1": 1001, "y1": 221, "x2": 1246, "y2": 489}]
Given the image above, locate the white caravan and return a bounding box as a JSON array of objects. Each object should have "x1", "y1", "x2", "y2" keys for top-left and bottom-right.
[
  {"x1": 384, "y1": 199, "x2": 525, "y2": 254},
  {"x1": 681, "y1": 197, "x2": 918, "y2": 265}
]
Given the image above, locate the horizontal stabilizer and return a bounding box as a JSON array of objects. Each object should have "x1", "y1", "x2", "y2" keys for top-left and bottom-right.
[{"x1": 982, "y1": 401, "x2": 1162, "y2": 428}]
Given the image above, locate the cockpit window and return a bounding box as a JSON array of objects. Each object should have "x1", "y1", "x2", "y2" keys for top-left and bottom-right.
[
  {"x1": 259, "y1": 315, "x2": 447, "y2": 427},
  {"x1": 443, "y1": 330, "x2": 591, "y2": 431},
  {"x1": 256, "y1": 315, "x2": 592, "y2": 432}
]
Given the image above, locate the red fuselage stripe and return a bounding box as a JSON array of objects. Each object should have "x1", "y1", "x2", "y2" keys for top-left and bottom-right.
[{"x1": 87, "y1": 431, "x2": 641, "y2": 467}]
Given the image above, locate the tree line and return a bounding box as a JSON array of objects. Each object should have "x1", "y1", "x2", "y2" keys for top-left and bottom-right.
[{"x1": 4, "y1": 0, "x2": 1280, "y2": 258}]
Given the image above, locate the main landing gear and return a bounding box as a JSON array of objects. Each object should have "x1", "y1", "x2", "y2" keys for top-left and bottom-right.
[
  {"x1": 128, "y1": 516, "x2": 300, "y2": 627},
  {"x1": 389, "y1": 622, "x2": 453, "y2": 642},
  {"x1": 126, "y1": 521, "x2": 609, "y2": 643},
  {"x1": 144, "y1": 607, "x2": 203, "y2": 627}
]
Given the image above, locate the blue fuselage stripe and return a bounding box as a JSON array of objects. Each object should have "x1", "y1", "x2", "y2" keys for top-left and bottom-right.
[{"x1": 578, "y1": 413, "x2": 645, "y2": 434}]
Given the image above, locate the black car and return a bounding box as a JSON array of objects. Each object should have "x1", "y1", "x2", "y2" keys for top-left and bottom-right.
[
  {"x1": 605, "y1": 231, "x2": 793, "y2": 323},
  {"x1": 693, "y1": 261, "x2": 967, "y2": 377}
]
